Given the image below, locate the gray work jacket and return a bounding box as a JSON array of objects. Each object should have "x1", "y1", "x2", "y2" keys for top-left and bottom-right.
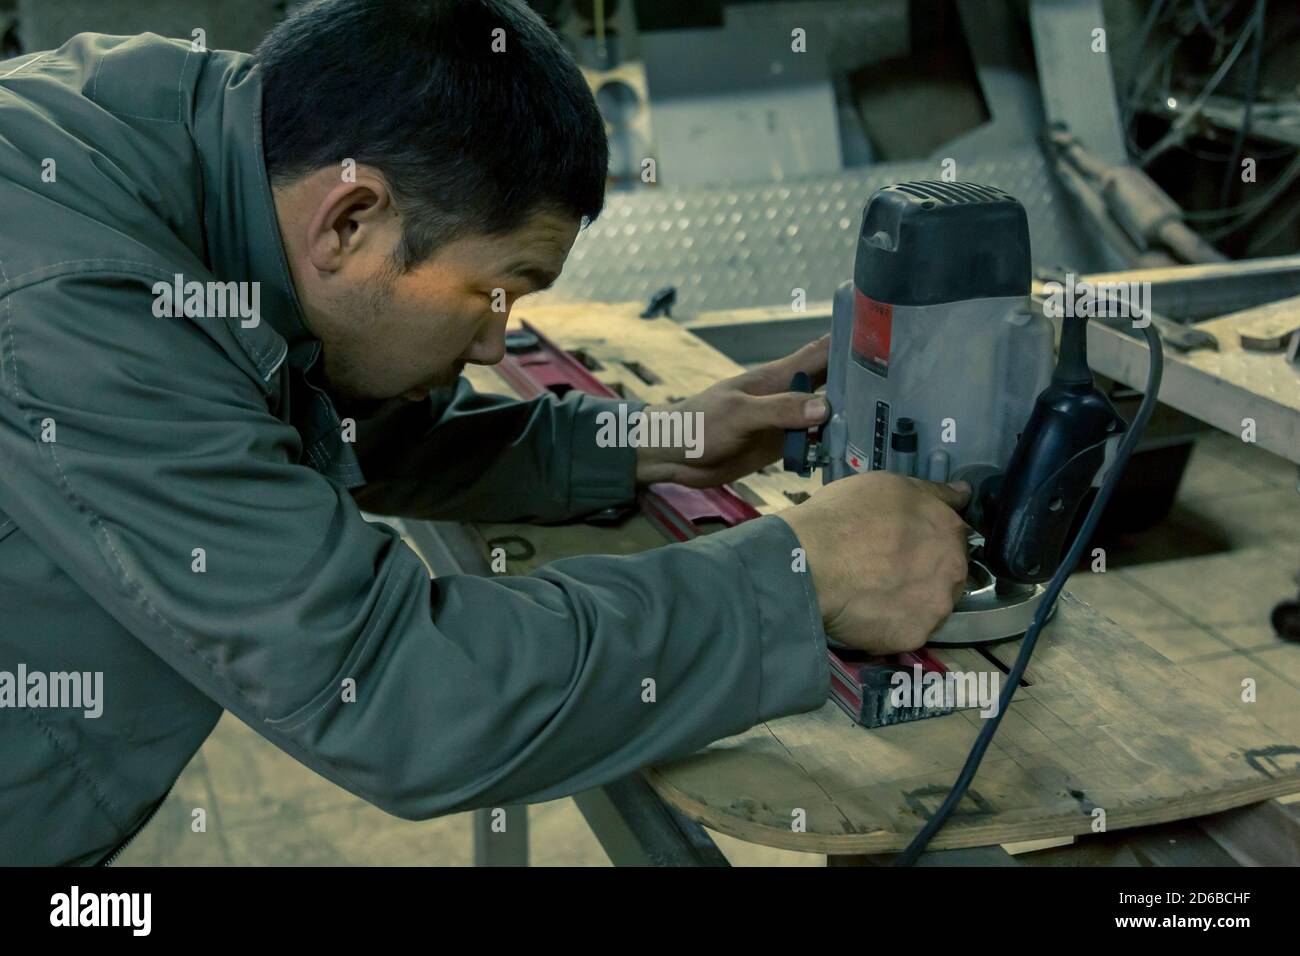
[{"x1": 0, "y1": 33, "x2": 828, "y2": 865}]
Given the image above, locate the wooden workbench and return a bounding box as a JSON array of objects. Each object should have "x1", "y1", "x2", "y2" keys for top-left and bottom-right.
[{"x1": 459, "y1": 301, "x2": 1300, "y2": 857}]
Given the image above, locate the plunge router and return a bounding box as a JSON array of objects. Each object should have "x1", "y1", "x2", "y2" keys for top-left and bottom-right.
[{"x1": 785, "y1": 181, "x2": 1127, "y2": 647}]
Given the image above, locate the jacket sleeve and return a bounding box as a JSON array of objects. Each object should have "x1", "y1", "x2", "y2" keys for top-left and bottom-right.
[
  {"x1": 0, "y1": 271, "x2": 829, "y2": 818},
  {"x1": 348, "y1": 379, "x2": 640, "y2": 523}
]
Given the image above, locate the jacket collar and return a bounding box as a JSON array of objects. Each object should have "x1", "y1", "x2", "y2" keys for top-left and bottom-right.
[
  {"x1": 196, "y1": 58, "x2": 317, "y2": 370},
  {"x1": 193, "y1": 57, "x2": 367, "y2": 488}
]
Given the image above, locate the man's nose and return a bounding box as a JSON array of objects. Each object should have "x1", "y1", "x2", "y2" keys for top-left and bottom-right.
[{"x1": 465, "y1": 311, "x2": 508, "y2": 366}]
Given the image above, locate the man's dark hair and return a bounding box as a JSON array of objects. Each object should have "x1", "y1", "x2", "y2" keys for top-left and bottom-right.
[{"x1": 256, "y1": 0, "x2": 608, "y2": 268}]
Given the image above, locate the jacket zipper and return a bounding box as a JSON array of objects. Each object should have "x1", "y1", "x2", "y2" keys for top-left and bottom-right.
[{"x1": 98, "y1": 784, "x2": 173, "y2": 866}]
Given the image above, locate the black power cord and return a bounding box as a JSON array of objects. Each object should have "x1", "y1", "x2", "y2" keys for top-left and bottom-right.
[{"x1": 893, "y1": 317, "x2": 1165, "y2": 866}]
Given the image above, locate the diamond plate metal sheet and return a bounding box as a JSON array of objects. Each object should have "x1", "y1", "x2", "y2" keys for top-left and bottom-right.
[{"x1": 553, "y1": 148, "x2": 1107, "y2": 311}]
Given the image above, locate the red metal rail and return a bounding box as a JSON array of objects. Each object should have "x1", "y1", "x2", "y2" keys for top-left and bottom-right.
[{"x1": 499, "y1": 322, "x2": 764, "y2": 538}]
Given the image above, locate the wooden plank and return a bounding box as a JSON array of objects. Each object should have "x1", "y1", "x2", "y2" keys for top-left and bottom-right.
[
  {"x1": 1079, "y1": 304, "x2": 1300, "y2": 466},
  {"x1": 464, "y1": 301, "x2": 1300, "y2": 855}
]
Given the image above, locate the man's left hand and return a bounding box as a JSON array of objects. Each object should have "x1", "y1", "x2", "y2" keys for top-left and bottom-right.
[{"x1": 635, "y1": 335, "x2": 831, "y2": 487}]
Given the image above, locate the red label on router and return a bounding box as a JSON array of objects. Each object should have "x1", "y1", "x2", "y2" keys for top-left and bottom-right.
[{"x1": 852, "y1": 290, "x2": 892, "y2": 377}]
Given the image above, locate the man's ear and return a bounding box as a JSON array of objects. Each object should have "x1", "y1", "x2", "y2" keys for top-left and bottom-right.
[{"x1": 304, "y1": 169, "x2": 395, "y2": 273}]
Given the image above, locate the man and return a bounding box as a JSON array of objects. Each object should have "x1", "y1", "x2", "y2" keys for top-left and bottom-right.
[{"x1": 0, "y1": 0, "x2": 970, "y2": 866}]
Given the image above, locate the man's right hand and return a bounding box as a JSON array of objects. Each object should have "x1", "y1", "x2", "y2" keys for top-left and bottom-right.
[{"x1": 778, "y1": 472, "x2": 972, "y2": 655}]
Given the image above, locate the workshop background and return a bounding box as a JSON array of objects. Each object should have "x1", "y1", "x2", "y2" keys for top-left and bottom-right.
[{"x1": 4, "y1": 0, "x2": 1298, "y2": 865}]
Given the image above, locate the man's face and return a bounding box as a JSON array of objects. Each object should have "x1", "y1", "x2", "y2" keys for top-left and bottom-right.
[
  {"x1": 277, "y1": 173, "x2": 579, "y2": 403},
  {"x1": 318, "y1": 211, "x2": 578, "y2": 403}
]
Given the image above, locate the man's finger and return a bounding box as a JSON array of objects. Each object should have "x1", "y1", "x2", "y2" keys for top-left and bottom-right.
[
  {"x1": 745, "y1": 390, "x2": 830, "y2": 430},
  {"x1": 745, "y1": 334, "x2": 830, "y2": 394},
  {"x1": 909, "y1": 478, "x2": 972, "y2": 511}
]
